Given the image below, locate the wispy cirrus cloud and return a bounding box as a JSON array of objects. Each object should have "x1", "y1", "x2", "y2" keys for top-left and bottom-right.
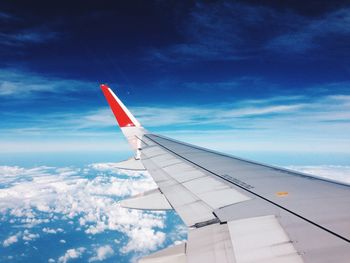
[
  {"x1": 0, "y1": 27, "x2": 59, "y2": 47},
  {"x1": 148, "y1": 2, "x2": 272, "y2": 62},
  {"x1": 0, "y1": 11, "x2": 58, "y2": 46},
  {"x1": 22, "y1": 95, "x2": 304, "y2": 130},
  {"x1": 148, "y1": 2, "x2": 350, "y2": 62},
  {"x1": 0, "y1": 28, "x2": 58, "y2": 46},
  {"x1": 266, "y1": 8, "x2": 350, "y2": 53},
  {"x1": 0, "y1": 69, "x2": 95, "y2": 97},
  {"x1": 1, "y1": 87, "x2": 350, "y2": 153},
  {"x1": 0, "y1": 68, "x2": 349, "y2": 153},
  {"x1": 0, "y1": 11, "x2": 16, "y2": 21},
  {"x1": 125, "y1": 94, "x2": 349, "y2": 128}
]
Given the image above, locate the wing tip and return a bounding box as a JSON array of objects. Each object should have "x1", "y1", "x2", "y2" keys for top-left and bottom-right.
[
  {"x1": 100, "y1": 83, "x2": 109, "y2": 90},
  {"x1": 100, "y1": 83, "x2": 140, "y2": 128}
]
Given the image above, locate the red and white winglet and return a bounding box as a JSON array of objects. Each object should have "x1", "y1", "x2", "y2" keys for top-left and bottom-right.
[
  {"x1": 100, "y1": 84, "x2": 147, "y2": 157},
  {"x1": 101, "y1": 84, "x2": 172, "y2": 211}
]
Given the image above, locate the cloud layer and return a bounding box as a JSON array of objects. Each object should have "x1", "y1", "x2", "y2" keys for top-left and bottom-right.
[
  {"x1": 1, "y1": 80, "x2": 350, "y2": 153},
  {"x1": 0, "y1": 163, "x2": 183, "y2": 262}
]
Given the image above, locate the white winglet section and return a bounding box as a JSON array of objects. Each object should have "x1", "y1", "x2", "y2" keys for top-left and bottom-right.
[
  {"x1": 115, "y1": 157, "x2": 145, "y2": 171},
  {"x1": 228, "y1": 215, "x2": 303, "y2": 263},
  {"x1": 139, "y1": 243, "x2": 186, "y2": 263},
  {"x1": 120, "y1": 188, "x2": 172, "y2": 210}
]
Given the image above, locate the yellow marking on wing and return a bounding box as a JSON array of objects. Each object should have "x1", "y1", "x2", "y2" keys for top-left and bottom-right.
[{"x1": 276, "y1": 191, "x2": 289, "y2": 197}]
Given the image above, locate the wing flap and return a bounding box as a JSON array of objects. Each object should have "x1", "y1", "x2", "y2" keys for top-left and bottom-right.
[
  {"x1": 139, "y1": 243, "x2": 186, "y2": 263},
  {"x1": 228, "y1": 215, "x2": 302, "y2": 263},
  {"x1": 114, "y1": 157, "x2": 145, "y2": 171},
  {"x1": 120, "y1": 188, "x2": 172, "y2": 210},
  {"x1": 186, "y1": 223, "x2": 235, "y2": 263}
]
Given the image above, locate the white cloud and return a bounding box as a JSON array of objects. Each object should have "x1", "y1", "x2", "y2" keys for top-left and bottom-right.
[
  {"x1": 89, "y1": 245, "x2": 114, "y2": 262},
  {"x1": 286, "y1": 165, "x2": 350, "y2": 185},
  {"x1": 0, "y1": 11, "x2": 15, "y2": 21},
  {"x1": 43, "y1": 227, "x2": 64, "y2": 234},
  {"x1": 267, "y1": 8, "x2": 350, "y2": 53},
  {"x1": 0, "y1": 164, "x2": 166, "y2": 254},
  {"x1": 0, "y1": 69, "x2": 94, "y2": 97},
  {"x1": 2, "y1": 161, "x2": 348, "y2": 259},
  {"x1": 0, "y1": 139, "x2": 129, "y2": 153},
  {"x1": 3, "y1": 233, "x2": 20, "y2": 247},
  {"x1": 61, "y1": 98, "x2": 296, "y2": 130},
  {"x1": 121, "y1": 227, "x2": 166, "y2": 253},
  {"x1": 23, "y1": 230, "x2": 40, "y2": 241},
  {"x1": 82, "y1": 109, "x2": 116, "y2": 127},
  {"x1": 0, "y1": 28, "x2": 57, "y2": 46},
  {"x1": 65, "y1": 92, "x2": 348, "y2": 139},
  {"x1": 58, "y1": 247, "x2": 86, "y2": 263},
  {"x1": 2, "y1": 229, "x2": 40, "y2": 247},
  {"x1": 1, "y1": 85, "x2": 349, "y2": 154},
  {"x1": 89, "y1": 162, "x2": 146, "y2": 177}
]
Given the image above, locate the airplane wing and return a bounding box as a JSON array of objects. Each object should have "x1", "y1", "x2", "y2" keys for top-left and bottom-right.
[{"x1": 100, "y1": 84, "x2": 350, "y2": 263}]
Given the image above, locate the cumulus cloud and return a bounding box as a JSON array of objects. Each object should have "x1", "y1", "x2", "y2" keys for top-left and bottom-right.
[
  {"x1": 58, "y1": 247, "x2": 86, "y2": 263},
  {"x1": 2, "y1": 229, "x2": 40, "y2": 247},
  {"x1": 42, "y1": 227, "x2": 64, "y2": 234},
  {"x1": 121, "y1": 227, "x2": 166, "y2": 253},
  {"x1": 89, "y1": 245, "x2": 114, "y2": 262},
  {"x1": 0, "y1": 164, "x2": 166, "y2": 255},
  {"x1": 3, "y1": 233, "x2": 20, "y2": 247},
  {"x1": 22, "y1": 230, "x2": 40, "y2": 241},
  {"x1": 4, "y1": 162, "x2": 346, "y2": 260}
]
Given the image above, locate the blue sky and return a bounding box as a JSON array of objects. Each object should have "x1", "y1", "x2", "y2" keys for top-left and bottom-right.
[{"x1": 0, "y1": 0, "x2": 350, "y2": 161}]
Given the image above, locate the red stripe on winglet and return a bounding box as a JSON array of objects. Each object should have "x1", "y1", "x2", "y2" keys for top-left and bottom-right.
[{"x1": 100, "y1": 84, "x2": 135, "y2": 127}]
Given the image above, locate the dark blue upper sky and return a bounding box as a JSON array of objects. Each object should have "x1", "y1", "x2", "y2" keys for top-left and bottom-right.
[{"x1": 0, "y1": 0, "x2": 350, "y2": 155}]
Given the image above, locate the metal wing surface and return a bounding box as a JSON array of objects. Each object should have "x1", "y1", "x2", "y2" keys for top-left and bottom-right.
[{"x1": 100, "y1": 84, "x2": 350, "y2": 263}]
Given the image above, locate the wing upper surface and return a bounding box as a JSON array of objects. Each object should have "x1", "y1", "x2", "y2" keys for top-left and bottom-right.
[{"x1": 139, "y1": 134, "x2": 350, "y2": 262}]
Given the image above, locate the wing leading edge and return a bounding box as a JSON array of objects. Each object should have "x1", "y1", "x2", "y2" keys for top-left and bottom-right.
[{"x1": 100, "y1": 84, "x2": 350, "y2": 263}]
